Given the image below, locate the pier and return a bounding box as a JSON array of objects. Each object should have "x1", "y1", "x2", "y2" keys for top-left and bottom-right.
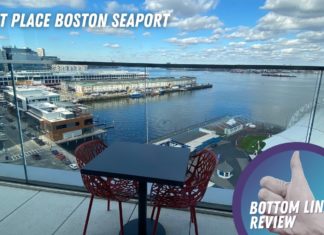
[{"x1": 73, "y1": 83, "x2": 212, "y2": 103}]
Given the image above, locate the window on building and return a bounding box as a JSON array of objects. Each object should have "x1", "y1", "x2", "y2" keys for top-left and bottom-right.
[
  {"x1": 56, "y1": 124, "x2": 67, "y2": 130},
  {"x1": 84, "y1": 118, "x2": 93, "y2": 126}
]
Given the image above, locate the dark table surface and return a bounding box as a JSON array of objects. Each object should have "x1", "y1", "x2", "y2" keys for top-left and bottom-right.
[
  {"x1": 81, "y1": 141, "x2": 191, "y2": 235},
  {"x1": 81, "y1": 141, "x2": 191, "y2": 185}
]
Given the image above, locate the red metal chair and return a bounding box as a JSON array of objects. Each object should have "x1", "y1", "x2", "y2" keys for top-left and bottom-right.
[
  {"x1": 150, "y1": 149, "x2": 218, "y2": 235},
  {"x1": 75, "y1": 139, "x2": 138, "y2": 235}
]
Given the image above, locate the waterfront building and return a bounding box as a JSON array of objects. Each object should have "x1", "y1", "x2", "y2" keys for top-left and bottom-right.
[
  {"x1": 69, "y1": 77, "x2": 196, "y2": 95},
  {"x1": 0, "y1": 46, "x2": 59, "y2": 72},
  {"x1": 41, "y1": 56, "x2": 60, "y2": 62},
  {"x1": 0, "y1": 50, "x2": 8, "y2": 72},
  {"x1": 65, "y1": 70, "x2": 148, "y2": 81},
  {"x1": 52, "y1": 64, "x2": 88, "y2": 72},
  {"x1": 2, "y1": 46, "x2": 45, "y2": 71},
  {"x1": 36, "y1": 48, "x2": 46, "y2": 57},
  {"x1": 224, "y1": 118, "x2": 244, "y2": 136},
  {"x1": 4, "y1": 86, "x2": 60, "y2": 111},
  {"x1": 154, "y1": 128, "x2": 220, "y2": 152},
  {"x1": 27, "y1": 102, "x2": 94, "y2": 141},
  {"x1": 3, "y1": 86, "x2": 94, "y2": 142},
  {"x1": 0, "y1": 70, "x2": 148, "y2": 87}
]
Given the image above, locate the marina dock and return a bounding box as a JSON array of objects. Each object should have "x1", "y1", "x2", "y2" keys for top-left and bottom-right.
[{"x1": 73, "y1": 83, "x2": 212, "y2": 103}]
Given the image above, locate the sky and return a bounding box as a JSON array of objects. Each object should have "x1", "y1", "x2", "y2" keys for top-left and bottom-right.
[{"x1": 0, "y1": 0, "x2": 323, "y2": 65}]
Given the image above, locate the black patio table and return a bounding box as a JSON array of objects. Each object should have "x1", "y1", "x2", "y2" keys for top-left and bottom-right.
[{"x1": 81, "y1": 141, "x2": 190, "y2": 235}]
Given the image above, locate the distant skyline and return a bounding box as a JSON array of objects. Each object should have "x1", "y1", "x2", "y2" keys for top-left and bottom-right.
[{"x1": 0, "y1": 0, "x2": 323, "y2": 65}]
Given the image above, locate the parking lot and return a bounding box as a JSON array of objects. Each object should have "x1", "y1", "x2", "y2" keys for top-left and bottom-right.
[{"x1": 0, "y1": 102, "x2": 77, "y2": 171}]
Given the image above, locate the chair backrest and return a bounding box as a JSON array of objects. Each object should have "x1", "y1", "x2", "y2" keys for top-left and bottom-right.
[
  {"x1": 185, "y1": 149, "x2": 218, "y2": 202},
  {"x1": 74, "y1": 139, "x2": 107, "y2": 168},
  {"x1": 74, "y1": 139, "x2": 109, "y2": 197}
]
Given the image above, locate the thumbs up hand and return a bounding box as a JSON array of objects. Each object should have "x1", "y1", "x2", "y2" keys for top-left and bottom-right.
[{"x1": 258, "y1": 151, "x2": 324, "y2": 235}]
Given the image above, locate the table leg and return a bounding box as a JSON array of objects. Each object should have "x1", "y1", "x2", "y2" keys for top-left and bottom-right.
[
  {"x1": 138, "y1": 180, "x2": 147, "y2": 235},
  {"x1": 121, "y1": 181, "x2": 165, "y2": 235}
]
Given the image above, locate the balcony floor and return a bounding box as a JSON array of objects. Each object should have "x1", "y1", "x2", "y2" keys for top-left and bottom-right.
[{"x1": 0, "y1": 184, "x2": 236, "y2": 235}]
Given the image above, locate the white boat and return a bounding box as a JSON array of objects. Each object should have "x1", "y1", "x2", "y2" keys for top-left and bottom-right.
[
  {"x1": 129, "y1": 91, "x2": 144, "y2": 98},
  {"x1": 152, "y1": 88, "x2": 165, "y2": 95}
]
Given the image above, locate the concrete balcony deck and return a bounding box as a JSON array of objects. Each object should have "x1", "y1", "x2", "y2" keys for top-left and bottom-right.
[{"x1": 0, "y1": 183, "x2": 236, "y2": 235}]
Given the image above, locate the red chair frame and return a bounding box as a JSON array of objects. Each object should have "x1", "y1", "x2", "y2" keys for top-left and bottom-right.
[
  {"x1": 150, "y1": 149, "x2": 218, "y2": 235},
  {"x1": 75, "y1": 139, "x2": 138, "y2": 235}
]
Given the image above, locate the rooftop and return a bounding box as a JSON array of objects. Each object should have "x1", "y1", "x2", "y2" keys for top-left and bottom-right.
[
  {"x1": 218, "y1": 161, "x2": 234, "y2": 172},
  {"x1": 5, "y1": 86, "x2": 59, "y2": 98},
  {"x1": 28, "y1": 102, "x2": 90, "y2": 122},
  {"x1": 72, "y1": 77, "x2": 196, "y2": 87},
  {"x1": 0, "y1": 183, "x2": 235, "y2": 235},
  {"x1": 2, "y1": 70, "x2": 147, "y2": 77}
]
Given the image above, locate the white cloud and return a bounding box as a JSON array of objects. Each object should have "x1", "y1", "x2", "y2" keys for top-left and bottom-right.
[
  {"x1": 69, "y1": 31, "x2": 80, "y2": 36},
  {"x1": 166, "y1": 34, "x2": 219, "y2": 46},
  {"x1": 177, "y1": 32, "x2": 188, "y2": 36},
  {"x1": 228, "y1": 41, "x2": 246, "y2": 47},
  {"x1": 144, "y1": 0, "x2": 218, "y2": 17},
  {"x1": 103, "y1": 43, "x2": 120, "y2": 48},
  {"x1": 226, "y1": 26, "x2": 273, "y2": 41},
  {"x1": 262, "y1": 0, "x2": 324, "y2": 18},
  {"x1": 197, "y1": 33, "x2": 324, "y2": 65},
  {"x1": 169, "y1": 15, "x2": 223, "y2": 31},
  {"x1": 0, "y1": 35, "x2": 7, "y2": 40},
  {"x1": 86, "y1": 27, "x2": 133, "y2": 36},
  {"x1": 0, "y1": 0, "x2": 85, "y2": 8},
  {"x1": 142, "y1": 32, "x2": 151, "y2": 36},
  {"x1": 297, "y1": 31, "x2": 324, "y2": 43},
  {"x1": 224, "y1": 0, "x2": 324, "y2": 46},
  {"x1": 106, "y1": 1, "x2": 138, "y2": 13},
  {"x1": 257, "y1": 12, "x2": 324, "y2": 32}
]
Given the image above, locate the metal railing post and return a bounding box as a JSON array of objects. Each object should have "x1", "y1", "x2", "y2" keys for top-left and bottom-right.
[
  {"x1": 9, "y1": 63, "x2": 29, "y2": 183},
  {"x1": 307, "y1": 70, "x2": 323, "y2": 143}
]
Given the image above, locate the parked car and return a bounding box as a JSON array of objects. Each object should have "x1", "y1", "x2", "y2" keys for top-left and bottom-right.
[
  {"x1": 34, "y1": 138, "x2": 45, "y2": 146},
  {"x1": 63, "y1": 159, "x2": 72, "y2": 165},
  {"x1": 32, "y1": 154, "x2": 41, "y2": 160},
  {"x1": 69, "y1": 163, "x2": 79, "y2": 170},
  {"x1": 55, "y1": 154, "x2": 65, "y2": 161}
]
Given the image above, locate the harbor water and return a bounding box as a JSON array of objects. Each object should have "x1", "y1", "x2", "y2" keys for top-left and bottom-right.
[{"x1": 88, "y1": 68, "x2": 319, "y2": 144}]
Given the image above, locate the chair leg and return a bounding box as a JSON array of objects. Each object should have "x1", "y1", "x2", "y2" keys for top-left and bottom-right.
[
  {"x1": 107, "y1": 199, "x2": 110, "y2": 211},
  {"x1": 83, "y1": 194, "x2": 94, "y2": 235},
  {"x1": 152, "y1": 207, "x2": 161, "y2": 235},
  {"x1": 118, "y1": 202, "x2": 124, "y2": 235},
  {"x1": 151, "y1": 206, "x2": 156, "y2": 220},
  {"x1": 190, "y1": 206, "x2": 199, "y2": 235}
]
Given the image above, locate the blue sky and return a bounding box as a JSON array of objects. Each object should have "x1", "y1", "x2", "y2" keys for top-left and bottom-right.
[{"x1": 0, "y1": 0, "x2": 323, "y2": 65}]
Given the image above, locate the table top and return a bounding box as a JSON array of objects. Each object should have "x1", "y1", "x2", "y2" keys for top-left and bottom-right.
[{"x1": 81, "y1": 142, "x2": 191, "y2": 186}]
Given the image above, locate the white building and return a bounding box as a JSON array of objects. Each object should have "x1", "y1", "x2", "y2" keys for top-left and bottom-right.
[
  {"x1": 0, "y1": 70, "x2": 149, "y2": 87},
  {"x1": 71, "y1": 77, "x2": 196, "y2": 95},
  {"x1": 224, "y1": 118, "x2": 244, "y2": 136},
  {"x1": 52, "y1": 64, "x2": 88, "y2": 72},
  {"x1": 26, "y1": 101, "x2": 94, "y2": 141},
  {"x1": 154, "y1": 128, "x2": 220, "y2": 152},
  {"x1": 217, "y1": 161, "x2": 234, "y2": 179},
  {"x1": 4, "y1": 86, "x2": 60, "y2": 111},
  {"x1": 36, "y1": 48, "x2": 46, "y2": 57}
]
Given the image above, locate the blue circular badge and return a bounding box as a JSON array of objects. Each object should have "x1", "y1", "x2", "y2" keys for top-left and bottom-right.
[{"x1": 233, "y1": 142, "x2": 324, "y2": 235}]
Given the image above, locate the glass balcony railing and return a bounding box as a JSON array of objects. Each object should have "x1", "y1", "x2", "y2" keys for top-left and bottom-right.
[{"x1": 0, "y1": 60, "x2": 323, "y2": 210}]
